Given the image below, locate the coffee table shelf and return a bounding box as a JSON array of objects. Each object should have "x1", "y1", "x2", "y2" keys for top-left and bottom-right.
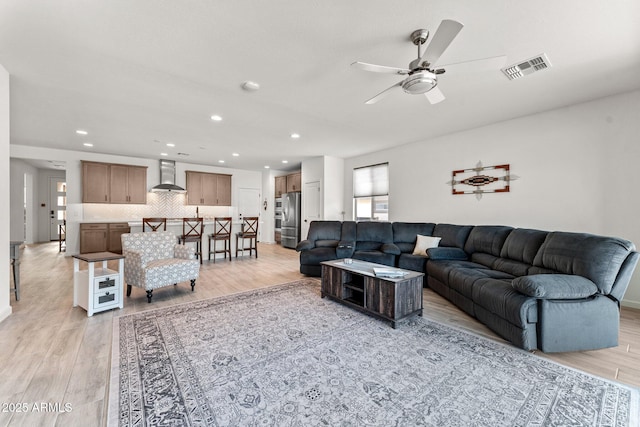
[{"x1": 321, "y1": 259, "x2": 424, "y2": 328}]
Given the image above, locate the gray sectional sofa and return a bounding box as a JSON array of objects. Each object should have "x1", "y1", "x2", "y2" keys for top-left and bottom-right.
[{"x1": 296, "y1": 220, "x2": 639, "y2": 353}]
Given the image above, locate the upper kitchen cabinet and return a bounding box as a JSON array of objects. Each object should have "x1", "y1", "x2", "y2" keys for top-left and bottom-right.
[
  {"x1": 82, "y1": 161, "x2": 148, "y2": 204},
  {"x1": 186, "y1": 171, "x2": 232, "y2": 206},
  {"x1": 110, "y1": 164, "x2": 147, "y2": 204},
  {"x1": 275, "y1": 175, "x2": 287, "y2": 197},
  {"x1": 82, "y1": 161, "x2": 110, "y2": 203},
  {"x1": 286, "y1": 172, "x2": 301, "y2": 193}
]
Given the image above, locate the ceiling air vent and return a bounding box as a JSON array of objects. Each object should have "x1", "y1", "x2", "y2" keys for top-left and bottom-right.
[{"x1": 502, "y1": 54, "x2": 551, "y2": 80}]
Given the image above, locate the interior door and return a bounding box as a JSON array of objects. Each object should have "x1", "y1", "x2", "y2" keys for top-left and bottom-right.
[
  {"x1": 49, "y1": 178, "x2": 66, "y2": 241},
  {"x1": 302, "y1": 181, "x2": 321, "y2": 239}
]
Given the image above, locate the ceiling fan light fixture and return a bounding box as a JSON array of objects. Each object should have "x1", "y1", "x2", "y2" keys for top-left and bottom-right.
[{"x1": 402, "y1": 71, "x2": 437, "y2": 94}]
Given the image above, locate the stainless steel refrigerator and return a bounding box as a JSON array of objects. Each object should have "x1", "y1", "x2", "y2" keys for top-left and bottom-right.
[{"x1": 281, "y1": 192, "x2": 301, "y2": 249}]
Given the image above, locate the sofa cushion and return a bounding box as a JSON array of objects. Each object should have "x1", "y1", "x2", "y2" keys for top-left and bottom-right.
[
  {"x1": 398, "y1": 253, "x2": 428, "y2": 272},
  {"x1": 449, "y1": 267, "x2": 514, "y2": 299},
  {"x1": 493, "y1": 258, "x2": 532, "y2": 277},
  {"x1": 464, "y1": 226, "x2": 514, "y2": 257},
  {"x1": 512, "y1": 274, "x2": 598, "y2": 299},
  {"x1": 500, "y1": 228, "x2": 548, "y2": 264},
  {"x1": 472, "y1": 279, "x2": 538, "y2": 327},
  {"x1": 300, "y1": 247, "x2": 341, "y2": 266},
  {"x1": 433, "y1": 224, "x2": 473, "y2": 249},
  {"x1": 316, "y1": 239, "x2": 340, "y2": 248},
  {"x1": 426, "y1": 247, "x2": 468, "y2": 261},
  {"x1": 307, "y1": 220, "x2": 342, "y2": 242},
  {"x1": 352, "y1": 250, "x2": 395, "y2": 267},
  {"x1": 392, "y1": 222, "x2": 436, "y2": 253},
  {"x1": 412, "y1": 235, "x2": 441, "y2": 256},
  {"x1": 355, "y1": 221, "x2": 394, "y2": 250},
  {"x1": 532, "y1": 232, "x2": 635, "y2": 294}
]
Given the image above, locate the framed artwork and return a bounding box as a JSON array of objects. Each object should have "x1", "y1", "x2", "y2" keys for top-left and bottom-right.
[{"x1": 448, "y1": 161, "x2": 518, "y2": 200}]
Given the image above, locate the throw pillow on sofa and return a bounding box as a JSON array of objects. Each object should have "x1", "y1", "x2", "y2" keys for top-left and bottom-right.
[{"x1": 413, "y1": 235, "x2": 441, "y2": 256}]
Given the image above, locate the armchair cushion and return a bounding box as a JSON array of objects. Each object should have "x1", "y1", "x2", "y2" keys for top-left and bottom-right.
[{"x1": 512, "y1": 274, "x2": 598, "y2": 299}]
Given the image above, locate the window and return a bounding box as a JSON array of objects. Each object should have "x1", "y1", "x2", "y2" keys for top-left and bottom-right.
[{"x1": 353, "y1": 163, "x2": 388, "y2": 221}]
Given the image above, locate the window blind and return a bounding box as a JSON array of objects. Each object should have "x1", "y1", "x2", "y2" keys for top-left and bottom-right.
[{"x1": 353, "y1": 163, "x2": 389, "y2": 198}]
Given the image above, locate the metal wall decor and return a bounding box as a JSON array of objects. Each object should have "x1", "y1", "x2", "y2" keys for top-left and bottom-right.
[{"x1": 448, "y1": 161, "x2": 519, "y2": 200}]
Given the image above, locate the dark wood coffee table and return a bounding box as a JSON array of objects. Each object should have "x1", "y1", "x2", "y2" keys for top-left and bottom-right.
[{"x1": 320, "y1": 259, "x2": 424, "y2": 328}]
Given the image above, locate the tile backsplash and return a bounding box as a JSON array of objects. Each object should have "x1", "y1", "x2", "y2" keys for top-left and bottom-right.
[{"x1": 82, "y1": 192, "x2": 234, "y2": 221}]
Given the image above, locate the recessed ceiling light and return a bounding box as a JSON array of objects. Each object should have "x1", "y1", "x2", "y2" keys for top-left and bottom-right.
[
  {"x1": 160, "y1": 152, "x2": 168, "y2": 156},
  {"x1": 83, "y1": 142, "x2": 93, "y2": 147},
  {"x1": 282, "y1": 160, "x2": 288, "y2": 164},
  {"x1": 290, "y1": 133, "x2": 301, "y2": 139},
  {"x1": 166, "y1": 143, "x2": 175, "y2": 147},
  {"x1": 241, "y1": 81, "x2": 260, "y2": 91},
  {"x1": 211, "y1": 115, "x2": 223, "y2": 122},
  {"x1": 218, "y1": 160, "x2": 225, "y2": 163},
  {"x1": 76, "y1": 130, "x2": 88, "y2": 135},
  {"x1": 264, "y1": 166, "x2": 270, "y2": 169},
  {"x1": 232, "y1": 153, "x2": 239, "y2": 157}
]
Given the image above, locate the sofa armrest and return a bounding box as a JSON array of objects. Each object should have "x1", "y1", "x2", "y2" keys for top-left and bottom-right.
[
  {"x1": 296, "y1": 239, "x2": 314, "y2": 252},
  {"x1": 512, "y1": 274, "x2": 598, "y2": 299},
  {"x1": 426, "y1": 247, "x2": 468, "y2": 261},
  {"x1": 336, "y1": 241, "x2": 355, "y2": 258},
  {"x1": 381, "y1": 243, "x2": 401, "y2": 255},
  {"x1": 123, "y1": 249, "x2": 151, "y2": 267},
  {"x1": 174, "y1": 244, "x2": 196, "y2": 260}
]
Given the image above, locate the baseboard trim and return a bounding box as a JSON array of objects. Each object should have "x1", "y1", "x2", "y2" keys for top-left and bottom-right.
[
  {"x1": 0, "y1": 305, "x2": 13, "y2": 323},
  {"x1": 621, "y1": 299, "x2": 640, "y2": 310}
]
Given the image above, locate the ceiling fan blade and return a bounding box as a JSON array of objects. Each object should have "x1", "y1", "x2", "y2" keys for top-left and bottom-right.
[
  {"x1": 421, "y1": 19, "x2": 464, "y2": 67},
  {"x1": 425, "y1": 86, "x2": 445, "y2": 104},
  {"x1": 364, "y1": 81, "x2": 403, "y2": 104},
  {"x1": 438, "y1": 55, "x2": 507, "y2": 74},
  {"x1": 351, "y1": 62, "x2": 410, "y2": 75}
]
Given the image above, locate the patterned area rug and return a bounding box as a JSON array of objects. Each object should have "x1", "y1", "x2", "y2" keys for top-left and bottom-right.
[{"x1": 109, "y1": 280, "x2": 639, "y2": 426}]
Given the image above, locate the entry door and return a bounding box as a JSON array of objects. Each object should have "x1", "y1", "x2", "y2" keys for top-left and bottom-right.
[
  {"x1": 238, "y1": 188, "x2": 261, "y2": 238},
  {"x1": 50, "y1": 178, "x2": 66, "y2": 241},
  {"x1": 302, "y1": 180, "x2": 321, "y2": 240}
]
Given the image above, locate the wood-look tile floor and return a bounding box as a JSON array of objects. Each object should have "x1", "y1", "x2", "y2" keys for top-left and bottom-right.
[{"x1": 0, "y1": 242, "x2": 638, "y2": 426}]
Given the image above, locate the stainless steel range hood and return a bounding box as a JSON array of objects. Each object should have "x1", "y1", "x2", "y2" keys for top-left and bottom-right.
[{"x1": 150, "y1": 159, "x2": 186, "y2": 193}]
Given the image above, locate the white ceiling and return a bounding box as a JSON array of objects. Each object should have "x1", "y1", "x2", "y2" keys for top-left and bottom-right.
[{"x1": 2, "y1": 0, "x2": 639, "y2": 172}]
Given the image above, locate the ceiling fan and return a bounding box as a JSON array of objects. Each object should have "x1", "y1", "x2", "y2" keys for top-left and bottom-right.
[{"x1": 352, "y1": 20, "x2": 506, "y2": 105}]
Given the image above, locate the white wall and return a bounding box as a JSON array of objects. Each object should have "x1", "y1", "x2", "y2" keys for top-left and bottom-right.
[
  {"x1": 0, "y1": 64, "x2": 11, "y2": 322},
  {"x1": 344, "y1": 90, "x2": 640, "y2": 308}
]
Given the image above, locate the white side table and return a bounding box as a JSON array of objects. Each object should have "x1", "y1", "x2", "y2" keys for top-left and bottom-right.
[{"x1": 73, "y1": 252, "x2": 125, "y2": 316}]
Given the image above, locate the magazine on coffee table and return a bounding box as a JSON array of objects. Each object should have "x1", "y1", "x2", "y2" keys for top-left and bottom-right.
[{"x1": 373, "y1": 268, "x2": 409, "y2": 279}]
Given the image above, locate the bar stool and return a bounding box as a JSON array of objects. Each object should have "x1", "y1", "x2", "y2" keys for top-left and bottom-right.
[
  {"x1": 178, "y1": 218, "x2": 204, "y2": 264},
  {"x1": 59, "y1": 219, "x2": 66, "y2": 252},
  {"x1": 208, "y1": 217, "x2": 232, "y2": 262},
  {"x1": 235, "y1": 216, "x2": 259, "y2": 258},
  {"x1": 143, "y1": 217, "x2": 167, "y2": 232}
]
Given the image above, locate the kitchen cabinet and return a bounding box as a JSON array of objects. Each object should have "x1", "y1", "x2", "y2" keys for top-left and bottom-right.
[
  {"x1": 82, "y1": 161, "x2": 147, "y2": 204},
  {"x1": 110, "y1": 165, "x2": 147, "y2": 204},
  {"x1": 275, "y1": 176, "x2": 287, "y2": 197},
  {"x1": 186, "y1": 171, "x2": 232, "y2": 206},
  {"x1": 286, "y1": 172, "x2": 301, "y2": 193},
  {"x1": 80, "y1": 223, "x2": 108, "y2": 253},
  {"x1": 82, "y1": 162, "x2": 110, "y2": 203},
  {"x1": 80, "y1": 222, "x2": 130, "y2": 254},
  {"x1": 107, "y1": 223, "x2": 131, "y2": 253}
]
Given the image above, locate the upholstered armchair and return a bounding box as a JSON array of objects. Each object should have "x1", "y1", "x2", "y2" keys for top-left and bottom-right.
[{"x1": 121, "y1": 231, "x2": 200, "y2": 303}]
